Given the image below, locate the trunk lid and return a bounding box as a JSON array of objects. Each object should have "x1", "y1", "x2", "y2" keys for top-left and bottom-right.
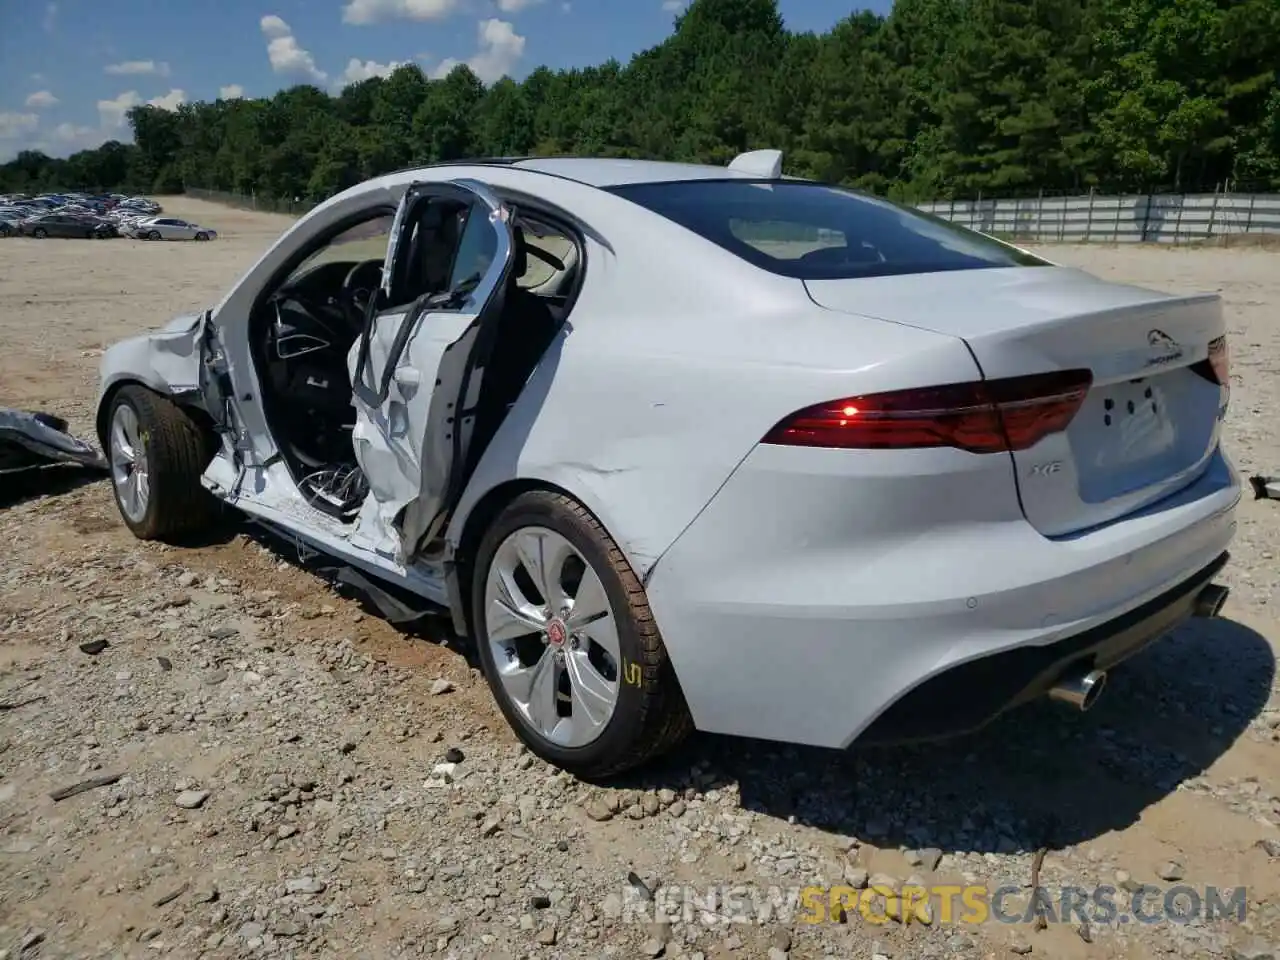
[{"x1": 804, "y1": 266, "x2": 1228, "y2": 537}]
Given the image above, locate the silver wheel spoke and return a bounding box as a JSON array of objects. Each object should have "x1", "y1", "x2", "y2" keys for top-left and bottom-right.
[
  {"x1": 514, "y1": 529, "x2": 573, "y2": 613},
  {"x1": 567, "y1": 566, "x2": 610, "y2": 631},
  {"x1": 501, "y1": 647, "x2": 560, "y2": 736},
  {"x1": 579, "y1": 612, "x2": 622, "y2": 662},
  {"x1": 488, "y1": 564, "x2": 546, "y2": 643},
  {"x1": 565, "y1": 649, "x2": 617, "y2": 732}
]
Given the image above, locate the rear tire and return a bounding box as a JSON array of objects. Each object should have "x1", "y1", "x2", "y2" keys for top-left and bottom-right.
[
  {"x1": 106, "y1": 385, "x2": 220, "y2": 541},
  {"x1": 32, "y1": 228, "x2": 46, "y2": 239},
  {"x1": 471, "y1": 490, "x2": 693, "y2": 780},
  {"x1": 147, "y1": 230, "x2": 160, "y2": 241}
]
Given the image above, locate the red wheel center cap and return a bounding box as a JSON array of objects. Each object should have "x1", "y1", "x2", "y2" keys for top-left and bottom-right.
[{"x1": 546, "y1": 618, "x2": 568, "y2": 647}]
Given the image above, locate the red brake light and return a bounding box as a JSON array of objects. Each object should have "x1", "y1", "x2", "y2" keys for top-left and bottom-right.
[{"x1": 761, "y1": 370, "x2": 1093, "y2": 454}]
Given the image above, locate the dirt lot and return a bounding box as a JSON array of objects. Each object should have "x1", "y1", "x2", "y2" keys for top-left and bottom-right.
[{"x1": 2, "y1": 197, "x2": 1280, "y2": 960}]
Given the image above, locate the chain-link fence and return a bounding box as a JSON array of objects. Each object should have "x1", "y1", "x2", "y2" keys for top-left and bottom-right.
[{"x1": 183, "y1": 187, "x2": 311, "y2": 216}]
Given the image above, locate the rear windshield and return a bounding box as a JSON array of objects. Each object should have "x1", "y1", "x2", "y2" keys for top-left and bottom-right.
[{"x1": 606, "y1": 179, "x2": 1048, "y2": 280}]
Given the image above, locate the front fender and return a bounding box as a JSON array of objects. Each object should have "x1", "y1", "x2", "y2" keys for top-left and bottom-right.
[{"x1": 96, "y1": 314, "x2": 204, "y2": 445}]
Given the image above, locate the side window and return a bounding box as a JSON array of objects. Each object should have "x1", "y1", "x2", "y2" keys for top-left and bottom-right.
[
  {"x1": 447, "y1": 203, "x2": 498, "y2": 291},
  {"x1": 385, "y1": 198, "x2": 498, "y2": 309}
]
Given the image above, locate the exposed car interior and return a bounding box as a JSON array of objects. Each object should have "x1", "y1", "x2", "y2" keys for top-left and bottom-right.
[{"x1": 248, "y1": 200, "x2": 580, "y2": 522}]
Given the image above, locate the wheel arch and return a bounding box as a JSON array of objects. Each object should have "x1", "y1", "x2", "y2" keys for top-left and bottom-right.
[
  {"x1": 97, "y1": 378, "x2": 215, "y2": 454},
  {"x1": 446, "y1": 475, "x2": 635, "y2": 640}
]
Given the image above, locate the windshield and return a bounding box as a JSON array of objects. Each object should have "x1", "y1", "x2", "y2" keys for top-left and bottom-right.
[{"x1": 606, "y1": 179, "x2": 1048, "y2": 280}]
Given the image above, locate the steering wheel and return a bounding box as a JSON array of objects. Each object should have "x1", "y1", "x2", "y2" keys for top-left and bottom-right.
[
  {"x1": 342, "y1": 259, "x2": 385, "y2": 315},
  {"x1": 268, "y1": 290, "x2": 351, "y2": 358}
]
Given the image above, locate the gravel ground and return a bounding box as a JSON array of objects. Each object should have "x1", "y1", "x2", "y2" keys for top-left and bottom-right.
[{"x1": 2, "y1": 199, "x2": 1280, "y2": 960}]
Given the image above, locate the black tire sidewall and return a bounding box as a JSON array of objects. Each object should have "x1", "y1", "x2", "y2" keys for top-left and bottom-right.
[
  {"x1": 471, "y1": 494, "x2": 654, "y2": 772},
  {"x1": 33, "y1": 228, "x2": 46, "y2": 239}
]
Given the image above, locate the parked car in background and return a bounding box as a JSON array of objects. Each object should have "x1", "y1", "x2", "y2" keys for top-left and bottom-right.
[
  {"x1": 125, "y1": 216, "x2": 216, "y2": 241},
  {"x1": 19, "y1": 211, "x2": 115, "y2": 239}
]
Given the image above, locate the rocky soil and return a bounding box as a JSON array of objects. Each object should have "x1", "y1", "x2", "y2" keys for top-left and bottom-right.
[{"x1": 2, "y1": 200, "x2": 1280, "y2": 959}]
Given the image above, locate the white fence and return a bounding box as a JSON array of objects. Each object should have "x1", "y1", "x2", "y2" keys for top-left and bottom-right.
[{"x1": 916, "y1": 191, "x2": 1280, "y2": 244}]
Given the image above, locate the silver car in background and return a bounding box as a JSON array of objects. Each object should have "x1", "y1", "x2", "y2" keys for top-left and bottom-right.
[{"x1": 127, "y1": 217, "x2": 217, "y2": 241}]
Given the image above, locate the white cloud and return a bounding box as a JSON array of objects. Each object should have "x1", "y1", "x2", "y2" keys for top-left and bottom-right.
[
  {"x1": 432, "y1": 18, "x2": 525, "y2": 84},
  {"x1": 260, "y1": 15, "x2": 327, "y2": 84},
  {"x1": 25, "y1": 90, "x2": 59, "y2": 109},
  {"x1": 42, "y1": 2, "x2": 56, "y2": 33},
  {"x1": 219, "y1": 84, "x2": 245, "y2": 99},
  {"x1": 105, "y1": 60, "x2": 171, "y2": 77},
  {"x1": 496, "y1": 0, "x2": 543, "y2": 11},
  {"x1": 0, "y1": 112, "x2": 40, "y2": 141},
  {"x1": 30, "y1": 72, "x2": 46, "y2": 83},
  {"x1": 98, "y1": 90, "x2": 143, "y2": 129},
  {"x1": 342, "y1": 0, "x2": 458, "y2": 24},
  {"x1": 662, "y1": 0, "x2": 685, "y2": 9},
  {"x1": 47, "y1": 123, "x2": 104, "y2": 152},
  {"x1": 147, "y1": 89, "x2": 186, "y2": 111},
  {"x1": 341, "y1": 58, "x2": 406, "y2": 85}
]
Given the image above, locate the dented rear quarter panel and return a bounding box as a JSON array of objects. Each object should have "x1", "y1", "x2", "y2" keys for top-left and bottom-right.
[{"x1": 444, "y1": 211, "x2": 979, "y2": 581}]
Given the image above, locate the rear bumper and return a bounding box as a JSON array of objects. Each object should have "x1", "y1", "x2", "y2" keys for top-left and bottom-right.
[
  {"x1": 644, "y1": 443, "x2": 1239, "y2": 750},
  {"x1": 857, "y1": 550, "x2": 1228, "y2": 745}
]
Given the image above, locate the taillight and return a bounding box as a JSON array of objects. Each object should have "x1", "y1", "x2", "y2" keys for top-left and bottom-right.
[{"x1": 761, "y1": 370, "x2": 1093, "y2": 454}]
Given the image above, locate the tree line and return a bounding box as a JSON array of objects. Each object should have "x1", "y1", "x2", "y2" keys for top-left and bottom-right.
[{"x1": 3, "y1": 0, "x2": 1278, "y2": 203}]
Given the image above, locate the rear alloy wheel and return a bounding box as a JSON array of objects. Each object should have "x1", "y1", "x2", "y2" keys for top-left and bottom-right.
[
  {"x1": 472, "y1": 491, "x2": 692, "y2": 779},
  {"x1": 147, "y1": 230, "x2": 160, "y2": 241},
  {"x1": 32, "y1": 227, "x2": 47, "y2": 239},
  {"x1": 107, "y1": 385, "x2": 220, "y2": 540}
]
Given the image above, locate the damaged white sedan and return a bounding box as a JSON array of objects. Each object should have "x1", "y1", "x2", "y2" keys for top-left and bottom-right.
[{"x1": 96, "y1": 152, "x2": 1239, "y2": 778}]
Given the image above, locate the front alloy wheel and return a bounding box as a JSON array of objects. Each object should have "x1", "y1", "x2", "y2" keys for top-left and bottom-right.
[{"x1": 472, "y1": 491, "x2": 692, "y2": 779}]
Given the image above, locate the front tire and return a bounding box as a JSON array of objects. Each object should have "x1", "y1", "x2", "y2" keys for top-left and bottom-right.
[
  {"x1": 32, "y1": 228, "x2": 46, "y2": 239},
  {"x1": 194, "y1": 232, "x2": 209, "y2": 241},
  {"x1": 471, "y1": 491, "x2": 693, "y2": 780},
  {"x1": 107, "y1": 386, "x2": 219, "y2": 540}
]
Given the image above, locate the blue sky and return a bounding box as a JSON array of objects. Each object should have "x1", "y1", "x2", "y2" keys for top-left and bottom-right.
[{"x1": 0, "y1": 0, "x2": 890, "y2": 162}]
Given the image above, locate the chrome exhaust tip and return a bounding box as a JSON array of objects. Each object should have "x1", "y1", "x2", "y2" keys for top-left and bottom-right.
[
  {"x1": 1193, "y1": 583, "x2": 1229, "y2": 618},
  {"x1": 1048, "y1": 668, "x2": 1107, "y2": 712}
]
